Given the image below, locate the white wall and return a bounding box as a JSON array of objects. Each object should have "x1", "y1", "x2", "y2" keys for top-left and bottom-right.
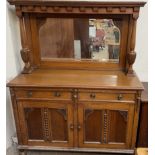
[
  {"x1": 6, "y1": 1, "x2": 148, "y2": 149},
  {"x1": 134, "y1": 2, "x2": 148, "y2": 81},
  {"x1": 6, "y1": 4, "x2": 23, "y2": 149}
]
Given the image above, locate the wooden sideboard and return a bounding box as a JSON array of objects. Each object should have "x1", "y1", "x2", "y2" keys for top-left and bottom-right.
[
  {"x1": 8, "y1": 69, "x2": 144, "y2": 155},
  {"x1": 7, "y1": 0, "x2": 146, "y2": 155}
]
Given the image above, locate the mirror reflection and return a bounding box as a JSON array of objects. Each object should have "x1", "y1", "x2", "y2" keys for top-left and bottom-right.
[
  {"x1": 38, "y1": 18, "x2": 121, "y2": 63},
  {"x1": 89, "y1": 19, "x2": 120, "y2": 62}
]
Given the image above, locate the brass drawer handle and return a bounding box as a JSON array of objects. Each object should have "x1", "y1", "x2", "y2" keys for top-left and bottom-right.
[
  {"x1": 69, "y1": 124, "x2": 74, "y2": 130},
  {"x1": 78, "y1": 125, "x2": 81, "y2": 130},
  {"x1": 27, "y1": 91, "x2": 33, "y2": 97},
  {"x1": 54, "y1": 91, "x2": 61, "y2": 97},
  {"x1": 73, "y1": 94, "x2": 78, "y2": 99},
  {"x1": 90, "y1": 93, "x2": 96, "y2": 99},
  {"x1": 117, "y1": 94, "x2": 123, "y2": 100}
]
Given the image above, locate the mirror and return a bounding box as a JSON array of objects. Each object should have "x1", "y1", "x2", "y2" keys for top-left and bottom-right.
[
  {"x1": 89, "y1": 19, "x2": 120, "y2": 62},
  {"x1": 37, "y1": 18, "x2": 121, "y2": 63}
]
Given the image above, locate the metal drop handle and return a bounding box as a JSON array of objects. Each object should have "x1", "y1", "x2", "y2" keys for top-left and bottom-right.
[
  {"x1": 69, "y1": 124, "x2": 74, "y2": 130},
  {"x1": 78, "y1": 125, "x2": 81, "y2": 130},
  {"x1": 54, "y1": 91, "x2": 61, "y2": 97},
  {"x1": 90, "y1": 93, "x2": 96, "y2": 99},
  {"x1": 117, "y1": 94, "x2": 123, "y2": 100},
  {"x1": 27, "y1": 91, "x2": 33, "y2": 97}
]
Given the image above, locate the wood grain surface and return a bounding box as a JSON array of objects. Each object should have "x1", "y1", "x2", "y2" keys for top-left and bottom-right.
[{"x1": 7, "y1": 69, "x2": 143, "y2": 90}]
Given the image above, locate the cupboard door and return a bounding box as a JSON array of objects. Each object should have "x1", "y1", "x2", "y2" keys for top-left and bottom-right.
[
  {"x1": 78, "y1": 102, "x2": 134, "y2": 149},
  {"x1": 18, "y1": 101, "x2": 74, "y2": 147}
]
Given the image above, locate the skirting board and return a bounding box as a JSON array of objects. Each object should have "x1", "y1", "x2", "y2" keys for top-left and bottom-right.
[{"x1": 18, "y1": 145, "x2": 135, "y2": 154}]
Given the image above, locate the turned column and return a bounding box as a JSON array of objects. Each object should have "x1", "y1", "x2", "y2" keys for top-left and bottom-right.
[
  {"x1": 16, "y1": 6, "x2": 33, "y2": 74},
  {"x1": 127, "y1": 12, "x2": 139, "y2": 76}
]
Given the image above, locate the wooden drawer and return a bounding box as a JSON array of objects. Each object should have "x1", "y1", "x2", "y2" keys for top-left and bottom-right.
[
  {"x1": 15, "y1": 89, "x2": 71, "y2": 100},
  {"x1": 78, "y1": 91, "x2": 136, "y2": 102}
]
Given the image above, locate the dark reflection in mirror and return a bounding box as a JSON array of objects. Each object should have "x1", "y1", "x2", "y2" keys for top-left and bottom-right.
[{"x1": 37, "y1": 18, "x2": 121, "y2": 62}]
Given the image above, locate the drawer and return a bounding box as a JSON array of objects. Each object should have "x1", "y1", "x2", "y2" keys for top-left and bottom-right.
[
  {"x1": 15, "y1": 89, "x2": 71, "y2": 100},
  {"x1": 78, "y1": 91, "x2": 136, "y2": 102}
]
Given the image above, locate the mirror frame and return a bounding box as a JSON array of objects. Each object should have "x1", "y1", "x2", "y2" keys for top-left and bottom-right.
[{"x1": 30, "y1": 14, "x2": 129, "y2": 71}]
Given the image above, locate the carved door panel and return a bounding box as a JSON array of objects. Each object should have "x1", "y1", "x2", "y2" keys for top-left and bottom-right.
[
  {"x1": 18, "y1": 101, "x2": 74, "y2": 147},
  {"x1": 78, "y1": 102, "x2": 134, "y2": 149}
]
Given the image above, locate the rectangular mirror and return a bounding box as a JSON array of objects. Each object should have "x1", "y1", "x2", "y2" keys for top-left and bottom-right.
[{"x1": 37, "y1": 17, "x2": 122, "y2": 63}]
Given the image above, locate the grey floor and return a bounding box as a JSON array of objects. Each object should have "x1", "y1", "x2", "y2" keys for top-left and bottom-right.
[{"x1": 7, "y1": 145, "x2": 127, "y2": 155}]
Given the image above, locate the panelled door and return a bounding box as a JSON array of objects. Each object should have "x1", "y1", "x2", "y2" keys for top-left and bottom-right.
[
  {"x1": 78, "y1": 102, "x2": 135, "y2": 149},
  {"x1": 18, "y1": 100, "x2": 74, "y2": 147}
]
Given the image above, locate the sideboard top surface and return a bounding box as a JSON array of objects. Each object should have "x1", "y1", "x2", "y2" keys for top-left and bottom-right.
[{"x1": 7, "y1": 69, "x2": 143, "y2": 90}]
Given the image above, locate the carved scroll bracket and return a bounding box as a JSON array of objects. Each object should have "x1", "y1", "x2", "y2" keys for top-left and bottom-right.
[{"x1": 119, "y1": 111, "x2": 128, "y2": 122}]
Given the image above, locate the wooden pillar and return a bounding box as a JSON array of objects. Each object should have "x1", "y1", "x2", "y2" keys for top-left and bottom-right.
[
  {"x1": 16, "y1": 6, "x2": 33, "y2": 74},
  {"x1": 127, "y1": 12, "x2": 139, "y2": 76}
]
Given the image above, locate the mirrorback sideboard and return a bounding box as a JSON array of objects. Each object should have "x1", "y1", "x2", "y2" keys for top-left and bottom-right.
[{"x1": 7, "y1": 0, "x2": 146, "y2": 154}]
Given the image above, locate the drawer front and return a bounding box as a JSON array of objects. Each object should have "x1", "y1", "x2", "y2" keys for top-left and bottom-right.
[
  {"x1": 78, "y1": 91, "x2": 136, "y2": 102},
  {"x1": 15, "y1": 89, "x2": 71, "y2": 100}
]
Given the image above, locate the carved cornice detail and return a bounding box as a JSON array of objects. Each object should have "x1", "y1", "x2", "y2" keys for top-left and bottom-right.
[
  {"x1": 16, "y1": 6, "x2": 22, "y2": 17},
  {"x1": 79, "y1": 7, "x2": 86, "y2": 12},
  {"x1": 41, "y1": 6, "x2": 47, "y2": 11},
  {"x1": 27, "y1": 5, "x2": 34, "y2": 11},
  {"x1": 66, "y1": 7, "x2": 73, "y2": 12},
  {"x1": 92, "y1": 7, "x2": 98, "y2": 12},
  {"x1": 106, "y1": 7, "x2": 112, "y2": 12},
  {"x1": 13, "y1": 5, "x2": 143, "y2": 15},
  {"x1": 134, "y1": 7, "x2": 140, "y2": 12},
  {"x1": 120, "y1": 7, "x2": 126, "y2": 12},
  {"x1": 53, "y1": 6, "x2": 60, "y2": 12}
]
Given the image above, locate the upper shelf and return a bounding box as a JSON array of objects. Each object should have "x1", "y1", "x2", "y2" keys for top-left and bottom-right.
[{"x1": 8, "y1": 0, "x2": 146, "y2": 6}]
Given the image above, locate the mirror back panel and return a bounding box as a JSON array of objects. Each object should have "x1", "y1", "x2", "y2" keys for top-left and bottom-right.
[{"x1": 30, "y1": 14, "x2": 129, "y2": 70}]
